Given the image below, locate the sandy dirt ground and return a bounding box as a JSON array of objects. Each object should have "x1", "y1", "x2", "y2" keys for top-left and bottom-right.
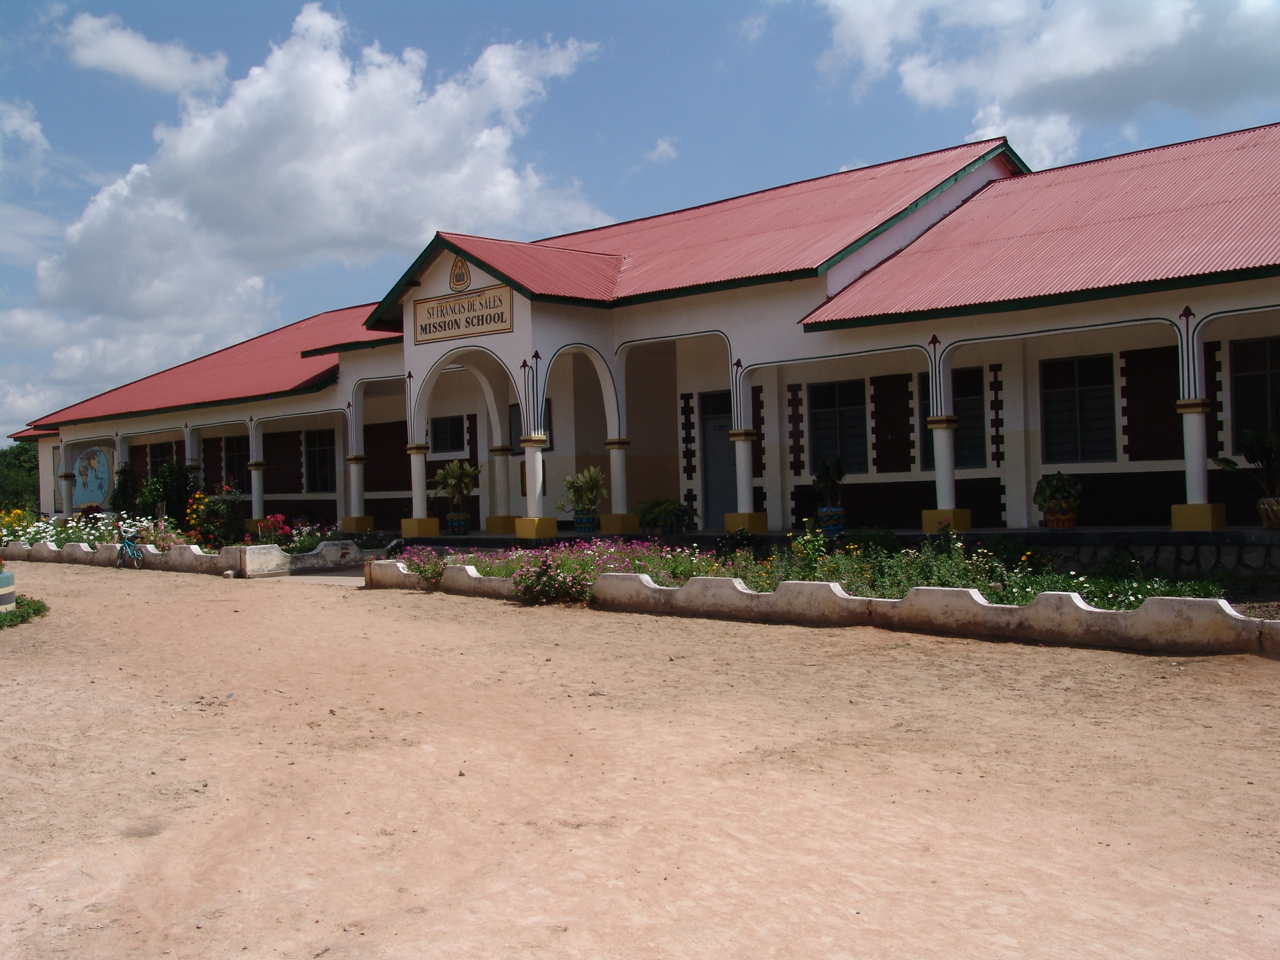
[{"x1": 1, "y1": 563, "x2": 1278, "y2": 959}]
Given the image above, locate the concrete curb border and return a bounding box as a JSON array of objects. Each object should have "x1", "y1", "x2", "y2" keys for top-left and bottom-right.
[
  {"x1": 363, "y1": 560, "x2": 1280, "y2": 658},
  {"x1": 2, "y1": 540, "x2": 384, "y2": 578}
]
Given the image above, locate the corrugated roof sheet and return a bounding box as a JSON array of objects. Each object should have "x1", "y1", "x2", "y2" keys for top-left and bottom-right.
[
  {"x1": 438, "y1": 233, "x2": 624, "y2": 300},
  {"x1": 804, "y1": 123, "x2": 1280, "y2": 327},
  {"x1": 7, "y1": 427, "x2": 57, "y2": 441},
  {"x1": 30, "y1": 303, "x2": 380, "y2": 428},
  {"x1": 369, "y1": 140, "x2": 1016, "y2": 327},
  {"x1": 535, "y1": 140, "x2": 1007, "y2": 300}
]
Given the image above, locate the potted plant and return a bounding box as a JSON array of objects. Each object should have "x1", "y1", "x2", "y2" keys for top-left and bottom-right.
[
  {"x1": 812, "y1": 458, "x2": 846, "y2": 537},
  {"x1": 1214, "y1": 429, "x2": 1280, "y2": 528},
  {"x1": 637, "y1": 498, "x2": 699, "y2": 534},
  {"x1": 557, "y1": 465, "x2": 608, "y2": 534},
  {"x1": 1033, "y1": 471, "x2": 1082, "y2": 529},
  {"x1": 430, "y1": 459, "x2": 482, "y2": 534}
]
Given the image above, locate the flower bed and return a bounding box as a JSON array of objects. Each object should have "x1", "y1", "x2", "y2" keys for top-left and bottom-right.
[
  {"x1": 0, "y1": 510, "x2": 192, "y2": 550},
  {"x1": 398, "y1": 531, "x2": 1227, "y2": 609}
]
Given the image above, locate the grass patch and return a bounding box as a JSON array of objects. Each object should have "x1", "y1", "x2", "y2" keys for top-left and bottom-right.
[{"x1": 0, "y1": 594, "x2": 49, "y2": 629}]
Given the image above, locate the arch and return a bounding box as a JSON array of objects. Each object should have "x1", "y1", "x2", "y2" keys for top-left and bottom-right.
[
  {"x1": 411, "y1": 345, "x2": 521, "y2": 446},
  {"x1": 1185, "y1": 300, "x2": 1280, "y2": 399},
  {"x1": 346, "y1": 376, "x2": 403, "y2": 455},
  {"x1": 545, "y1": 342, "x2": 622, "y2": 439}
]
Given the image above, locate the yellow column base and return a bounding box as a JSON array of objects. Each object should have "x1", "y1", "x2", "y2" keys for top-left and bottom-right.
[
  {"x1": 341, "y1": 515, "x2": 374, "y2": 533},
  {"x1": 724, "y1": 512, "x2": 768, "y2": 534},
  {"x1": 401, "y1": 517, "x2": 440, "y2": 538},
  {"x1": 599, "y1": 513, "x2": 639, "y2": 535},
  {"x1": 1171, "y1": 503, "x2": 1225, "y2": 531},
  {"x1": 485, "y1": 515, "x2": 518, "y2": 534},
  {"x1": 922, "y1": 508, "x2": 972, "y2": 533},
  {"x1": 515, "y1": 517, "x2": 558, "y2": 539}
]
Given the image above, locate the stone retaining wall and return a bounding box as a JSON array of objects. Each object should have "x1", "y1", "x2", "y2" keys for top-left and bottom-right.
[
  {"x1": 2, "y1": 540, "x2": 384, "y2": 578},
  {"x1": 363, "y1": 560, "x2": 1280, "y2": 659}
]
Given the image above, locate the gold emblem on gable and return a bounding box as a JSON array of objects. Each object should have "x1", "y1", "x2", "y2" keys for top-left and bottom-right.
[{"x1": 449, "y1": 256, "x2": 471, "y2": 292}]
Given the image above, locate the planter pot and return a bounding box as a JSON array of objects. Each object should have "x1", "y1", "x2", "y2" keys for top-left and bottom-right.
[
  {"x1": 446, "y1": 511, "x2": 471, "y2": 535},
  {"x1": 1042, "y1": 501, "x2": 1078, "y2": 529},
  {"x1": 0, "y1": 569, "x2": 14, "y2": 613},
  {"x1": 1258, "y1": 497, "x2": 1280, "y2": 530},
  {"x1": 816, "y1": 505, "x2": 845, "y2": 538},
  {"x1": 574, "y1": 510, "x2": 600, "y2": 534}
]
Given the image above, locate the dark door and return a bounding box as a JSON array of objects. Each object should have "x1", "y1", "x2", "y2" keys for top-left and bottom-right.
[{"x1": 699, "y1": 391, "x2": 735, "y2": 530}]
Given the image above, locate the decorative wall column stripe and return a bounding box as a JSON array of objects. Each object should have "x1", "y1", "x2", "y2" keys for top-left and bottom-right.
[
  {"x1": 680, "y1": 392, "x2": 696, "y2": 481},
  {"x1": 1203, "y1": 340, "x2": 1224, "y2": 459},
  {"x1": 751, "y1": 385, "x2": 765, "y2": 479},
  {"x1": 988, "y1": 364, "x2": 1005, "y2": 467},
  {"x1": 786, "y1": 383, "x2": 805, "y2": 477}
]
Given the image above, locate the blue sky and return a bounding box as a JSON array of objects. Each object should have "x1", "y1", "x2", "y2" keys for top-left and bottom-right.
[{"x1": 3, "y1": 0, "x2": 1280, "y2": 441}]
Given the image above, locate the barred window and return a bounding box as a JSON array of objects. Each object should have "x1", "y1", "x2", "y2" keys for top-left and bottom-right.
[
  {"x1": 1041, "y1": 355, "x2": 1116, "y2": 463},
  {"x1": 1231, "y1": 337, "x2": 1280, "y2": 452},
  {"x1": 304, "y1": 429, "x2": 336, "y2": 493},
  {"x1": 809, "y1": 380, "x2": 868, "y2": 473},
  {"x1": 430, "y1": 415, "x2": 466, "y2": 454},
  {"x1": 223, "y1": 436, "x2": 250, "y2": 492}
]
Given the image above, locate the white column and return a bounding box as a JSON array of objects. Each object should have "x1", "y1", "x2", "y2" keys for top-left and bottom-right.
[
  {"x1": 523, "y1": 439, "x2": 546, "y2": 518},
  {"x1": 730, "y1": 430, "x2": 755, "y2": 514},
  {"x1": 606, "y1": 439, "x2": 629, "y2": 514},
  {"x1": 489, "y1": 447, "x2": 511, "y2": 516},
  {"x1": 1179, "y1": 400, "x2": 1210, "y2": 504},
  {"x1": 408, "y1": 444, "x2": 430, "y2": 518},
  {"x1": 249, "y1": 463, "x2": 265, "y2": 520},
  {"x1": 346, "y1": 456, "x2": 366, "y2": 516},
  {"x1": 929, "y1": 418, "x2": 958, "y2": 510}
]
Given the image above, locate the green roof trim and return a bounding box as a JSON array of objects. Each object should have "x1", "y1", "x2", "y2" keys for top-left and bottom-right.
[
  {"x1": 814, "y1": 143, "x2": 1030, "y2": 277},
  {"x1": 803, "y1": 263, "x2": 1280, "y2": 332},
  {"x1": 300, "y1": 335, "x2": 403, "y2": 358},
  {"x1": 34, "y1": 370, "x2": 340, "y2": 430}
]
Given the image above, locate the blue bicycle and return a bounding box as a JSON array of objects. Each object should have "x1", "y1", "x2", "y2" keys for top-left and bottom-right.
[{"x1": 116, "y1": 533, "x2": 144, "y2": 569}]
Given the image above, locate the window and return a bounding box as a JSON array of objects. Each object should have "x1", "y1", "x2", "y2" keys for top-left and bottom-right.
[
  {"x1": 223, "y1": 435, "x2": 250, "y2": 492},
  {"x1": 430, "y1": 415, "x2": 466, "y2": 454},
  {"x1": 809, "y1": 379, "x2": 868, "y2": 473},
  {"x1": 952, "y1": 367, "x2": 987, "y2": 469},
  {"x1": 304, "y1": 429, "x2": 336, "y2": 493},
  {"x1": 917, "y1": 368, "x2": 986, "y2": 470},
  {"x1": 1230, "y1": 337, "x2": 1280, "y2": 452},
  {"x1": 148, "y1": 441, "x2": 174, "y2": 475},
  {"x1": 1041, "y1": 355, "x2": 1116, "y2": 463}
]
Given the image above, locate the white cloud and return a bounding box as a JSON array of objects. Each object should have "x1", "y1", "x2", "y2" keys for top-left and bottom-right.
[
  {"x1": 645, "y1": 137, "x2": 679, "y2": 162},
  {"x1": 8, "y1": 4, "x2": 605, "y2": 437},
  {"x1": 0, "y1": 99, "x2": 50, "y2": 180},
  {"x1": 64, "y1": 12, "x2": 228, "y2": 94},
  {"x1": 817, "y1": 0, "x2": 1280, "y2": 168},
  {"x1": 739, "y1": 12, "x2": 770, "y2": 43}
]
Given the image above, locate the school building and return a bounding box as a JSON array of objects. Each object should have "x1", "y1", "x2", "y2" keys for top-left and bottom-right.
[{"x1": 13, "y1": 122, "x2": 1280, "y2": 536}]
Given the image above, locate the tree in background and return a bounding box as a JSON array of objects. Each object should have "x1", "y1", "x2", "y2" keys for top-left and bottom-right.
[{"x1": 0, "y1": 443, "x2": 38, "y2": 511}]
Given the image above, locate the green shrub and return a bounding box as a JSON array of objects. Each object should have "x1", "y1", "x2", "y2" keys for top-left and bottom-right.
[{"x1": 0, "y1": 594, "x2": 49, "y2": 629}]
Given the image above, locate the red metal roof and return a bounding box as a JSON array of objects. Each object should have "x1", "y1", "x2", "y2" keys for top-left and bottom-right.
[
  {"x1": 535, "y1": 140, "x2": 1011, "y2": 300},
  {"x1": 7, "y1": 427, "x2": 57, "y2": 441},
  {"x1": 30, "y1": 303, "x2": 380, "y2": 428},
  {"x1": 804, "y1": 123, "x2": 1280, "y2": 328},
  {"x1": 363, "y1": 140, "x2": 1020, "y2": 328},
  {"x1": 439, "y1": 234, "x2": 624, "y2": 300}
]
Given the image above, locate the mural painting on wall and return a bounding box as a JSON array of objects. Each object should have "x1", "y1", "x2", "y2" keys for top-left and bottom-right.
[{"x1": 72, "y1": 446, "x2": 113, "y2": 509}]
